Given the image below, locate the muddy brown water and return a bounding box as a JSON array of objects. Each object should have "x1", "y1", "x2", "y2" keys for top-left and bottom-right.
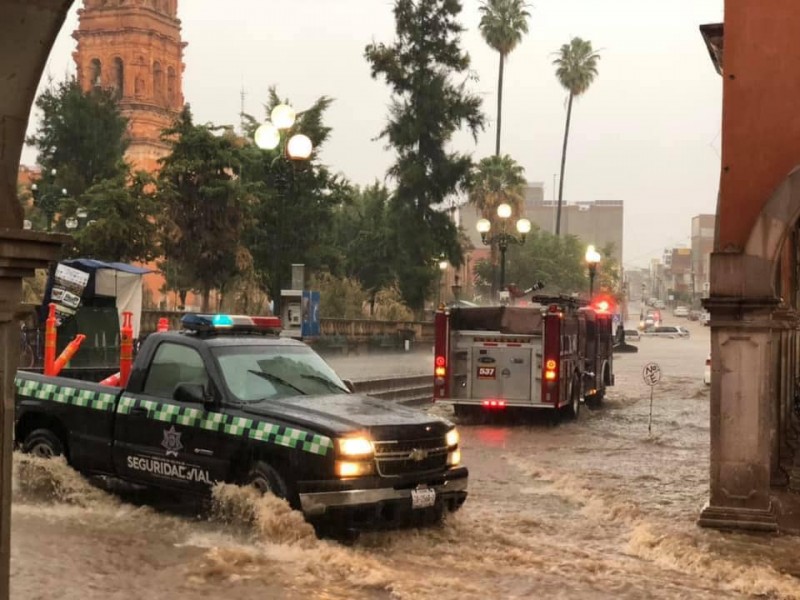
[{"x1": 11, "y1": 318, "x2": 800, "y2": 599}]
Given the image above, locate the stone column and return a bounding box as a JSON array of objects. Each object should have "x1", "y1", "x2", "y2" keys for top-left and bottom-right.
[
  {"x1": 698, "y1": 295, "x2": 780, "y2": 532},
  {"x1": 0, "y1": 2, "x2": 76, "y2": 598}
]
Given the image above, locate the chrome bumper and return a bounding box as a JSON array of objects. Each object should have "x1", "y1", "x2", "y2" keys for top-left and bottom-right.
[{"x1": 299, "y1": 476, "x2": 468, "y2": 517}]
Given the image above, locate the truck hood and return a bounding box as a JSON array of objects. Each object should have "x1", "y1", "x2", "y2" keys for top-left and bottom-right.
[{"x1": 240, "y1": 394, "x2": 451, "y2": 438}]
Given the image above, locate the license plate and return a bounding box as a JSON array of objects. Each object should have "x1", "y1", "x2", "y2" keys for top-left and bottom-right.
[
  {"x1": 477, "y1": 366, "x2": 496, "y2": 379},
  {"x1": 411, "y1": 487, "x2": 436, "y2": 509}
]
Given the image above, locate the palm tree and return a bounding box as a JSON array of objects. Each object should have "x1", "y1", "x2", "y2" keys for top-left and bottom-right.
[
  {"x1": 553, "y1": 37, "x2": 600, "y2": 236},
  {"x1": 468, "y1": 154, "x2": 526, "y2": 297},
  {"x1": 478, "y1": 0, "x2": 530, "y2": 156}
]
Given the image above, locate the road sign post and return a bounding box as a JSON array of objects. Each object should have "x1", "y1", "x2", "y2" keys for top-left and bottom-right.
[{"x1": 642, "y1": 362, "x2": 662, "y2": 434}]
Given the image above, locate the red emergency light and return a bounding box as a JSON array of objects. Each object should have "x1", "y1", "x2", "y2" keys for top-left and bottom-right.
[{"x1": 591, "y1": 294, "x2": 615, "y2": 314}]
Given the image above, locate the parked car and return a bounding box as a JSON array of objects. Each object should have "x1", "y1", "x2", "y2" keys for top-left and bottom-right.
[
  {"x1": 704, "y1": 354, "x2": 711, "y2": 385},
  {"x1": 624, "y1": 329, "x2": 641, "y2": 342},
  {"x1": 643, "y1": 326, "x2": 690, "y2": 339},
  {"x1": 673, "y1": 306, "x2": 689, "y2": 318}
]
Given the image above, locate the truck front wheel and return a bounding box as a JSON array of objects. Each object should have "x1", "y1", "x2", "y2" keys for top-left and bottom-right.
[
  {"x1": 22, "y1": 429, "x2": 64, "y2": 459},
  {"x1": 246, "y1": 461, "x2": 296, "y2": 506}
]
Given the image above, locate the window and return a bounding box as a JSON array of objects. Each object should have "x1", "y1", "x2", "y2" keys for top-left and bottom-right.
[
  {"x1": 90, "y1": 58, "x2": 102, "y2": 88},
  {"x1": 113, "y1": 57, "x2": 124, "y2": 99},
  {"x1": 212, "y1": 345, "x2": 348, "y2": 403},
  {"x1": 167, "y1": 66, "x2": 176, "y2": 104},
  {"x1": 153, "y1": 61, "x2": 163, "y2": 99},
  {"x1": 143, "y1": 343, "x2": 208, "y2": 400}
]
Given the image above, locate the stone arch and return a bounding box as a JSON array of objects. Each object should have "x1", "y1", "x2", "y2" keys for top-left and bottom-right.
[{"x1": 742, "y1": 165, "x2": 800, "y2": 299}]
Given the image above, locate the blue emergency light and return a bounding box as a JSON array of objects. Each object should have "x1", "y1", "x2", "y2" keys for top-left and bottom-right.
[{"x1": 181, "y1": 313, "x2": 282, "y2": 335}]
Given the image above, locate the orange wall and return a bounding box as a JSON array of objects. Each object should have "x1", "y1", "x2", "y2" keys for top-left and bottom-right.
[{"x1": 719, "y1": 0, "x2": 800, "y2": 250}]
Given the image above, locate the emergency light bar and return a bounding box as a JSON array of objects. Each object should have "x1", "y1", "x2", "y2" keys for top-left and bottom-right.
[{"x1": 181, "y1": 313, "x2": 282, "y2": 335}]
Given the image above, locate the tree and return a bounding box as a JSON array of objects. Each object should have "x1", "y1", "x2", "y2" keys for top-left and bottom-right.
[
  {"x1": 241, "y1": 89, "x2": 350, "y2": 314},
  {"x1": 157, "y1": 106, "x2": 252, "y2": 311},
  {"x1": 478, "y1": 0, "x2": 530, "y2": 156},
  {"x1": 26, "y1": 78, "x2": 129, "y2": 201},
  {"x1": 553, "y1": 37, "x2": 601, "y2": 236},
  {"x1": 474, "y1": 226, "x2": 587, "y2": 296},
  {"x1": 468, "y1": 154, "x2": 526, "y2": 296},
  {"x1": 332, "y1": 182, "x2": 396, "y2": 314},
  {"x1": 66, "y1": 171, "x2": 160, "y2": 263},
  {"x1": 365, "y1": 0, "x2": 485, "y2": 312}
]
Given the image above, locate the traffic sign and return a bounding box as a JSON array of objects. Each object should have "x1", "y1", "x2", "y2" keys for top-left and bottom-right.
[{"x1": 642, "y1": 362, "x2": 662, "y2": 387}]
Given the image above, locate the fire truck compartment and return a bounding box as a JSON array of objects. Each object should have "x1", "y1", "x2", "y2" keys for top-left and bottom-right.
[{"x1": 450, "y1": 331, "x2": 543, "y2": 406}]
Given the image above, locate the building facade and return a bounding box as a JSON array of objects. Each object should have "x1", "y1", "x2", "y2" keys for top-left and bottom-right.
[
  {"x1": 691, "y1": 214, "x2": 715, "y2": 300},
  {"x1": 73, "y1": 0, "x2": 185, "y2": 172}
]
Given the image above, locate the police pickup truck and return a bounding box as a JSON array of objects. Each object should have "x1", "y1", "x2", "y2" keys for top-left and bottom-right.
[{"x1": 14, "y1": 314, "x2": 467, "y2": 534}]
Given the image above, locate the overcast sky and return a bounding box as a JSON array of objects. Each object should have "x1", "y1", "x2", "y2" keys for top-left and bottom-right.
[{"x1": 24, "y1": 0, "x2": 725, "y2": 269}]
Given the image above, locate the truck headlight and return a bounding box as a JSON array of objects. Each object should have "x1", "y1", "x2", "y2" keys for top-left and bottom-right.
[
  {"x1": 337, "y1": 436, "x2": 374, "y2": 457},
  {"x1": 335, "y1": 460, "x2": 375, "y2": 478},
  {"x1": 445, "y1": 427, "x2": 460, "y2": 448},
  {"x1": 447, "y1": 449, "x2": 461, "y2": 466}
]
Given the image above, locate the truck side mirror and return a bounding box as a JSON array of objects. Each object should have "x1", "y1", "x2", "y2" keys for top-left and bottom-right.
[{"x1": 173, "y1": 382, "x2": 206, "y2": 405}]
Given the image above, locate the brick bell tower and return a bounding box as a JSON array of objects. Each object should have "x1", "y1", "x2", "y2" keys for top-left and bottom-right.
[{"x1": 73, "y1": 0, "x2": 185, "y2": 172}]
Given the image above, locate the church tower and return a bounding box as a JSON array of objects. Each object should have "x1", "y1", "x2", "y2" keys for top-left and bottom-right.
[{"x1": 73, "y1": 0, "x2": 185, "y2": 172}]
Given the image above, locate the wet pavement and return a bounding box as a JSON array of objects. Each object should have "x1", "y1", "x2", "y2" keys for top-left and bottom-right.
[{"x1": 10, "y1": 315, "x2": 800, "y2": 599}]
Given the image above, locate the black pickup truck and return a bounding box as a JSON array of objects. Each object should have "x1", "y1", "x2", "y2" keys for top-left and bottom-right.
[{"x1": 14, "y1": 314, "x2": 467, "y2": 533}]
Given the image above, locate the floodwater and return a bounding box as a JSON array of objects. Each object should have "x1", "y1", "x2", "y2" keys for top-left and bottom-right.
[{"x1": 11, "y1": 315, "x2": 800, "y2": 599}]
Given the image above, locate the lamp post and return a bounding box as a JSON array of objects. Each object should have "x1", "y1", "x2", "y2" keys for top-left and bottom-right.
[
  {"x1": 253, "y1": 103, "x2": 314, "y2": 316},
  {"x1": 476, "y1": 202, "x2": 531, "y2": 300},
  {"x1": 438, "y1": 258, "x2": 449, "y2": 307},
  {"x1": 585, "y1": 245, "x2": 601, "y2": 298},
  {"x1": 30, "y1": 168, "x2": 68, "y2": 232}
]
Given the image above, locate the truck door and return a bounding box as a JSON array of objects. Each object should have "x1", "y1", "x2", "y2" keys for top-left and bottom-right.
[
  {"x1": 113, "y1": 341, "x2": 235, "y2": 493},
  {"x1": 471, "y1": 343, "x2": 532, "y2": 403}
]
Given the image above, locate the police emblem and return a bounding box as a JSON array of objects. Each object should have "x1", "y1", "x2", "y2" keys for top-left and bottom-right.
[{"x1": 161, "y1": 426, "x2": 183, "y2": 457}]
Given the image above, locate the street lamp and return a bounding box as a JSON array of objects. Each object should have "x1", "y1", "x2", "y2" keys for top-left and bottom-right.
[
  {"x1": 30, "y1": 168, "x2": 69, "y2": 232},
  {"x1": 438, "y1": 259, "x2": 448, "y2": 307},
  {"x1": 585, "y1": 245, "x2": 602, "y2": 297},
  {"x1": 253, "y1": 103, "x2": 314, "y2": 316},
  {"x1": 476, "y1": 202, "x2": 531, "y2": 299}
]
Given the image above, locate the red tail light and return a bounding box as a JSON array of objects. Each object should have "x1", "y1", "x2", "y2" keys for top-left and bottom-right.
[
  {"x1": 482, "y1": 399, "x2": 507, "y2": 409},
  {"x1": 542, "y1": 312, "x2": 561, "y2": 403},
  {"x1": 434, "y1": 310, "x2": 450, "y2": 399}
]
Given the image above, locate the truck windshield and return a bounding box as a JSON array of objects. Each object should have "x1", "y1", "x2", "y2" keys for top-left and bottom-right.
[{"x1": 211, "y1": 345, "x2": 349, "y2": 403}]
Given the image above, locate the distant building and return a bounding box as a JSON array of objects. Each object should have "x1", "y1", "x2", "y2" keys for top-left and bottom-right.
[
  {"x1": 691, "y1": 214, "x2": 715, "y2": 299},
  {"x1": 667, "y1": 247, "x2": 692, "y2": 301},
  {"x1": 73, "y1": 0, "x2": 186, "y2": 172}
]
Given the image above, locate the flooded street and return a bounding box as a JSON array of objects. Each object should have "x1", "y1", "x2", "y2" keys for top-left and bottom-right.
[{"x1": 11, "y1": 318, "x2": 800, "y2": 599}]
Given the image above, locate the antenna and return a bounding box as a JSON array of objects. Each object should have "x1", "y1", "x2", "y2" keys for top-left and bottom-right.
[{"x1": 239, "y1": 82, "x2": 247, "y2": 134}]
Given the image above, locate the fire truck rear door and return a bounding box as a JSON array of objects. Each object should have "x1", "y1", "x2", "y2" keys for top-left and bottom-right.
[{"x1": 471, "y1": 345, "x2": 533, "y2": 402}]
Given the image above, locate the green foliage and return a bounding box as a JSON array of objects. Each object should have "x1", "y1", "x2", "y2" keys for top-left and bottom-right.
[
  {"x1": 553, "y1": 37, "x2": 601, "y2": 97},
  {"x1": 469, "y1": 155, "x2": 526, "y2": 219},
  {"x1": 475, "y1": 227, "x2": 587, "y2": 296},
  {"x1": 157, "y1": 105, "x2": 252, "y2": 310},
  {"x1": 332, "y1": 182, "x2": 395, "y2": 311},
  {"x1": 478, "y1": 0, "x2": 530, "y2": 56},
  {"x1": 64, "y1": 171, "x2": 160, "y2": 263},
  {"x1": 308, "y1": 273, "x2": 367, "y2": 319},
  {"x1": 365, "y1": 0, "x2": 485, "y2": 311},
  {"x1": 26, "y1": 78, "x2": 129, "y2": 200},
  {"x1": 241, "y1": 89, "x2": 350, "y2": 313},
  {"x1": 596, "y1": 242, "x2": 622, "y2": 299},
  {"x1": 373, "y1": 285, "x2": 415, "y2": 322}
]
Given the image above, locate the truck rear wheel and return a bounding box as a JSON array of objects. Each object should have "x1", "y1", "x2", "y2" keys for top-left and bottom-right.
[
  {"x1": 21, "y1": 428, "x2": 64, "y2": 459},
  {"x1": 563, "y1": 377, "x2": 581, "y2": 420}
]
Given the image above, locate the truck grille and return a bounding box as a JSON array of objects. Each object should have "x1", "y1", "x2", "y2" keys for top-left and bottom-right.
[{"x1": 372, "y1": 437, "x2": 448, "y2": 477}]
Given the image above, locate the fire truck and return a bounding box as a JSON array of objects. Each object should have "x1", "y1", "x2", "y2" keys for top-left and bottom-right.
[{"x1": 433, "y1": 296, "x2": 615, "y2": 419}]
